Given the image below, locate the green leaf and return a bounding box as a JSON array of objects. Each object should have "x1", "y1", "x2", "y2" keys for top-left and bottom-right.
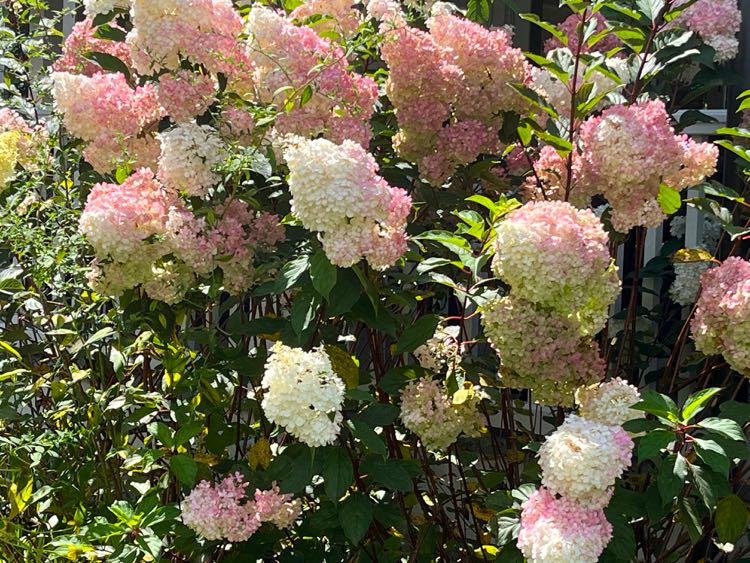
[
  {"x1": 93, "y1": 24, "x2": 127, "y2": 42},
  {"x1": 361, "y1": 456, "x2": 413, "y2": 492},
  {"x1": 632, "y1": 390, "x2": 680, "y2": 422},
  {"x1": 85, "y1": 327, "x2": 115, "y2": 347},
  {"x1": 715, "y1": 495, "x2": 748, "y2": 542},
  {"x1": 520, "y1": 12, "x2": 568, "y2": 46},
  {"x1": 322, "y1": 446, "x2": 354, "y2": 502},
  {"x1": 719, "y1": 401, "x2": 750, "y2": 425},
  {"x1": 622, "y1": 418, "x2": 663, "y2": 433},
  {"x1": 348, "y1": 420, "x2": 387, "y2": 455},
  {"x1": 267, "y1": 443, "x2": 314, "y2": 494},
  {"x1": 681, "y1": 387, "x2": 722, "y2": 422},
  {"x1": 698, "y1": 418, "x2": 746, "y2": 442},
  {"x1": 327, "y1": 269, "x2": 362, "y2": 316},
  {"x1": 310, "y1": 250, "x2": 337, "y2": 300},
  {"x1": 688, "y1": 462, "x2": 719, "y2": 511},
  {"x1": 638, "y1": 429, "x2": 675, "y2": 461},
  {"x1": 657, "y1": 184, "x2": 682, "y2": 214},
  {"x1": 339, "y1": 492, "x2": 373, "y2": 544},
  {"x1": 694, "y1": 438, "x2": 730, "y2": 475},
  {"x1": 636, "y1": 0, "x2": 666, "y2": 21},
  {"x1": 173, "y1": 422, "x2": 203, "y2": 447},
  {"x1": 83, "y1": 51, "x2": 131, "y2": 81},
  {"x1": 466, "y1": 0, "x2": 490, "y2": 23},
  {"x1": 657, "y1": 453, "x2": 688, "y2": 504},
  {"x1": 291, "y1": 286, "x2": 321, "y2": 337},
  {"x1": 274, "y1": 255, "x2": 309, "y2": 294},
  {"x1": 396, "y1": 314, "x2": 440, "y2": 353},
  {"x1": 169, "y1": 454, "x2": 197, "y2": 487},
  {"x1": 677, "y1": 497, "x2": 703, "y2": 543}
]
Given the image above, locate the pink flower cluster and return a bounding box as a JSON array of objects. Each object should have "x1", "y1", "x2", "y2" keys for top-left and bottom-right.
[
  {"x1": 674, "y1": 0, "x2": 742, "y2": 62},
  {"x1": 52, "y1": 71, "x2": 163, "y2": 173},
  {"x1": 577, "y1": 99, "x2": 718, "y2": 232},
  {"x1": 127, "y1": 0, "x2": 251, "y2": 82},
  {"x1": 53, "y1": 18, "x2": 134, "y2": 76},
  {"x1": 691, "y1": 257, "x2": 750, "y2": 375},
  {"x1": 518, "y1": 487, "x2": 613, "y2": 563},
  {"x1": 544, "y1": 12, "x2": 622, "y2": 54},
  {"x1": 79, "y1": 169, "x2": 284, "y2": 301},
  {"x1": 283, "y1": 136, "x2": 410, "y2": 269},
  {"x1": 181, "y1": 473, "x2": 300, "y2": 542},
  {"x1": 158, "y1": 71, "x2": 217, "y2": 124},
  {"x1": 378, "y1": 9, "x2": 530, "y2": 184},
  {"x1": 246, "y1": 6, "x2": 378, "y2": 147}
]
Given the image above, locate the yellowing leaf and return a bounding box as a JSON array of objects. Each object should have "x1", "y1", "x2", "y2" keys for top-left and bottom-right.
[
  {"x1": 674, "y1": 248, "x2": 714, "y2": 263},
  {"x1": 324, "y1": 345, "x2": 360, "y2": 389},
  {"x1": 470, "y1": 504, "x2": 496, "y2": 522},
  {"x1": 248, "y1": 437, "x2": 272, "y2": 470}
]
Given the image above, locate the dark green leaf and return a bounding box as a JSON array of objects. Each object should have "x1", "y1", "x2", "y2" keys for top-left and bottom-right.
[
  {"x1": 274, "y1": 255, "x2": 309, "y2": 294},
  {"x1": 638, "y1": 429, "x2": 675, "y2": 461},
  {"x1": 322, "y1": 446, "x2": 354, "y2": 502},
  {"x1": 681, "y1": 387, "x2": 722, "y2": 422},
  {"x1": 694, "y1": 438, "x2": 730, "y2": 475},
  {"x1": 339, "y1": 492, "x2": 373, "y2": 544},
  {"x1": 698, "y1": 418, "x2": 745, "y2": 442},
  {"x1": 310, "y1": 250, "x2": 337, "y2": 300},
  {"x1": 348, "y1": 420, "x2": 387, "y2": 455},
  {"x1": 169, "y1": 454, "x2": 197, "y2": 487},
  {"x1": 83, "y1": 52, "x2": 131, "y2": 81},
  {"x1": 396, "y1": 314, "x2": 440, "y2": 353}
]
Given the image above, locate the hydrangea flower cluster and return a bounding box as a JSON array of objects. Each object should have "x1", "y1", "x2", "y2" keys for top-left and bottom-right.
[
  {"x1": 518, "y1": 487, "x2": 613, "y2": 563},
  {"x1": 260, "y1": 343, "x2": 346, "y2": 447},
  {"x1": 544, "y1": 12, "x2": 622, "y2": 54},
  {"x1": 400, "y1": 378, "x2": 484, "y2": 451},
  {"x1": 157, "y1": 121, "x2": 224, "y2": 196},
  {"x1": 482, "y1": 296, "x2": 604, "y2": 406},
  {"x1": 182, "y1": 473, "x2": 300, "y2": 542},
  {"x1": 674, "y1": 0, "x2": 742, "y2": 63},
  {"x1": 246, "y1": 6, "x2": 378, "y2": 147},
  {"x1": 0, "y1": 108, "x2": 47, "y2": 187},
  {"x1": 157, "y1": 70, "x2": 217, "y2": 124},
  {"x1": 538, "y1": 415, "x2": 633, "y2": 508},
  {"x1": 575, "y1": 377, "x2": 642, "y2": 426},
  {"x1": 127, "y1": 0, "x2": 250, "y2": 80},
  {"x1": 522, "y1": 377, "x2": 638, "y2": 559},
  {"x1": 290, "y1": 0, "x2": 362, "y2": 37},
  {"x1": 283, "y1": 136, "x2": 411, "y2": 269},
  {"x1": 691, "y1": 257, "x2": 750, "y2": 376},
  {"x1": 377, "y1": 6, "x2": 530, "y2": 184},
  {"x1": 52, "y1": 71, "x2": 163, "y2": 173},
  {"x1": 83, "y1": 0, "x2": 129, "y2": 17},
  {"x1": 79, "y1": 169, "x2": 283, "y2": 301},
  {"x1": 413, "y1": 325, "x2": 461, "y2": 372},
  {"x1": 577, "y1": 99, "x2": 718, "y2": 232},
  {"x1": 492, "y1": 201, "x2": 620, "y2": 335}
]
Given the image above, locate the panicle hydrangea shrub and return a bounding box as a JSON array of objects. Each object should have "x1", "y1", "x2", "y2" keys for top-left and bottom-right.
[
  {"x1": 260, "y1": 343, "x2": 346, "y2": 447},
  {"x1": 400, "y1": 378, "x2": 484, "y2": 451},
  {"x1": 691, "y1": 257, "x2": 750, "y2": 376},
  {"x1": 492, "y1": 200, "x2": 620, "y2": 335},
  {"x1": 53, "y1": 18, "x2": 134, "y2": 76},
  {"x1": 156, "y1": 121, "x2": 224, "y2": 197},
  {"x1": 518, "y1": 487, "x2": 613, "y2": 563},
  {"x1": 544, "y1": 12, "x2": 622, "y2": 54},
  {"x1": 482, "y1": 296, "x2": 605, "y2": 406},
  {"x1": 537, "y1": 414, "x2": 634, "y2": 508},
  {"x1": 283, "y1": 136, "x2": 411, "y2": 269},
  {"x1": 290, "y1": 0, "x2": 362, "y2": 36}
]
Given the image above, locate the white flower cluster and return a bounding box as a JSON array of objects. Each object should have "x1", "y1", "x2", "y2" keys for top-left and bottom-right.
[
  {"x1": 538, "y1": 415, "x2": 633, "y2": 508},
  {"x1": 83, "y1": 0, "x2": 130, "y2": 17},
  {"x1": 400, "y1": 379, "x2": 484, "y2": 451},
  {"x1": 283, "y1": 136, "x2": 410, "y2": 269},
  {"x1": 157, "y1": 122, "x2": 224, "y2": 197},
  {"x1": 413, "y1": 325, "x2": 461, "y2": 372},
  {"x1": 575, "y1": 377, "x2": 642, "y2": 426},
  {"x1": 260, "y1": 343, "x2": 346, "y2": 448}
]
